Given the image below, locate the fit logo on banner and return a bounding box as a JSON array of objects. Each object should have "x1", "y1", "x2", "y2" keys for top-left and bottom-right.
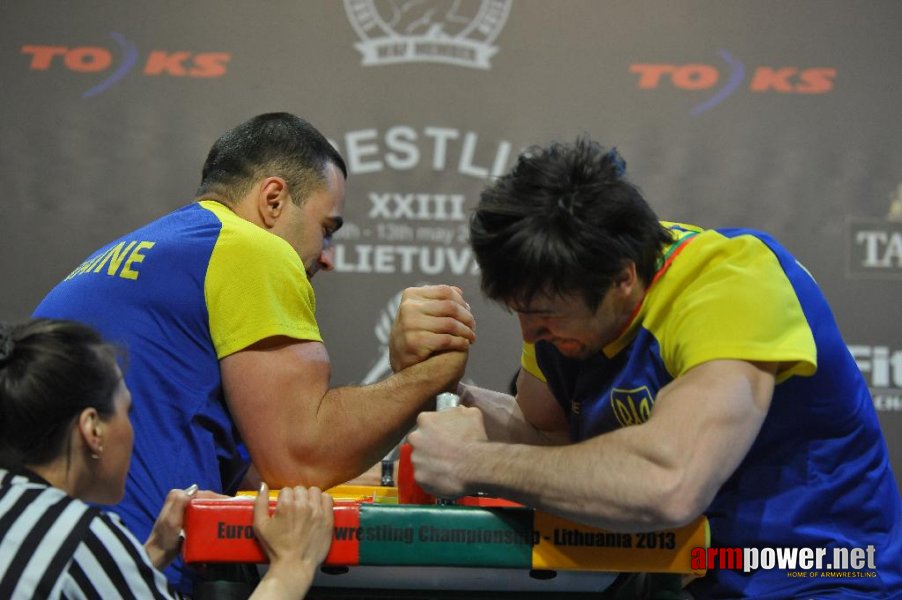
[
  {"x1": 21, "y1": 33, "x2": 231, "y2": 98},
  {"x1": 846, "y1": 183, "x2": 902, "y2": 279},
  {"x1": 629, "y1": 50, "x2": 837, "y2": 116},
  {"x1": 849, "y1": 345, "x2": 902, "y2": 413},
  {"x1": 344, "y1": 0, "x2": 511, "y2": 69}
]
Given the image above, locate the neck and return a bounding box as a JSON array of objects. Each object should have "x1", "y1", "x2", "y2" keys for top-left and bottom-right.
[
  {"x1": 26, "y1": 445, "x2": 95, "y2": 499},
  {"x1": 27, "y1": 460, "x2": 76, "y2": 494},
  {"x1": 202, "y1": 194, "x2": 267, "y2": 228},
  {"x1": 197, "y1": 194, "x2": 233, "y2": 209}
]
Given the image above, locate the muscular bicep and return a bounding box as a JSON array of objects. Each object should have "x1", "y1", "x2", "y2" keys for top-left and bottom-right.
[
  {"x1": 640, "y1": 359, "x2": 777, "y2": 516},
  {"x1": 515, "y1": 369, "x2": 569, "y2": 434},
  {"x1": 220, "y1": 336, "x2": 332, "y2": 485}
]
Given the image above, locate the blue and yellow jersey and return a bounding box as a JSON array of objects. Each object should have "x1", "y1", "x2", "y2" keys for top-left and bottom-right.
[
  {"x1": 522, "y1": 223, "x2": 902, "y2": 597},
  {"x1": 33, "y1": 200, "x2": 321, "y2": 592}
]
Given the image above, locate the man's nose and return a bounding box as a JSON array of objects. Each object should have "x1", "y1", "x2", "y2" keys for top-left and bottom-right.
[{"x1": 319, "y1": 246, "x2": 335, "y2": 272}]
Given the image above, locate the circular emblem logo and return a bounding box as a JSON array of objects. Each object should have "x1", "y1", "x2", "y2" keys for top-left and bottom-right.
[{"x1": 344, "y1": 0, "x2": 512, "y2": 69}]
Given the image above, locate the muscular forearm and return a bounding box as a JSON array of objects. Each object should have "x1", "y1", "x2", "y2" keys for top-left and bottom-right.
[
  {"x1": 417, "y1": 361, "x2": 774, "y2": 533},
  {"x1": 457, "y1": 429, "x2": 702, "y2": 533},
  {"x1": 268, "y1": 352, "x2": 465, "y2": 489},
  {"x1": 458, "y1": 383, "x2": 568, "y2": 446}
]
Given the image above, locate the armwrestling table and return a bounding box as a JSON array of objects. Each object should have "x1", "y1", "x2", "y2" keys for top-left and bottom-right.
[{"x1": 182, "y1": 484, "x2": 708, "y2": 599}]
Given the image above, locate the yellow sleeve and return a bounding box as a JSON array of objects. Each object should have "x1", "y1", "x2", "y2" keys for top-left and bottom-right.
[
  {"x1": 520, "y1": 342, "x2": 548, "y2": 383},
  {"x1": 203, "y1": 205, "x2": 322, "y2": 359},
  {"x1": 653, "y1": 232, "x2": 817, "y2": 382}
]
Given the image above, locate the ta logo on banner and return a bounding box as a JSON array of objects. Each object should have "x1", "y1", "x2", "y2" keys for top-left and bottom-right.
[
  {"x1": 846, "y1": 183, "x2": 902, "y2": 279},
  {"x1": 344, "y1": 0, "x2": 511, "y2": 69}
]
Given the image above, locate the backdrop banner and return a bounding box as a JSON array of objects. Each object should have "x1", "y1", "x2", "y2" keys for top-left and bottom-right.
[{"x1": 2, "y1": 0, "x2": 900, "y2": 491}]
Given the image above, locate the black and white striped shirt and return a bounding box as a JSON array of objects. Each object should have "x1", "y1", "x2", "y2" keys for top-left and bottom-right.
[{"x1": 0, "y1": 468, "x2": 182, "y2": 599}]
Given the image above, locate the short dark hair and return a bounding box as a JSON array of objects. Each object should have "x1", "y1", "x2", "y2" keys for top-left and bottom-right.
[
  {"x1": 0, "y1": 319, "x2": 122, "y2": 470},
  {"x1": 470, "y1": 137, "x2": 673, "y2": 310},
  {"x1": 195, "y1": 112, "x2": 348, "y2": 205}
]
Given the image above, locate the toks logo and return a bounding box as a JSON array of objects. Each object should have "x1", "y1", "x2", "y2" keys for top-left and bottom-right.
[
  {"x1": 630, "y1": 49, "x2": 836, "y2": 116},
  {"x1": 21, "y1": 33, "x2": 231, "y2": 98}
]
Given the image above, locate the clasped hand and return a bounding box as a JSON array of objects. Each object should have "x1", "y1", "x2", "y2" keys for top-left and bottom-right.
[
  {"x1": 389, "y1": 284, "x2": 476, "y2": 371},
  {"x1": 407, "y1": 406, "x2": 489, "y2": 499}
]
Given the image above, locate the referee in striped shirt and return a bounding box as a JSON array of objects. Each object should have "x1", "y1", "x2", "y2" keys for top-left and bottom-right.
[{"x1": 0, "y1": 319, "x2": 333, "y2": 599}]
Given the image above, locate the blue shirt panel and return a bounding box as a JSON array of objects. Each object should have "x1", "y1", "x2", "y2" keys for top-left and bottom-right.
[
  {"x1": 33, "y1": 203, "x2": 247, "y2": 594},
  {"x1": 536, "y1": 228, "x2": 902, "y2": 598}
]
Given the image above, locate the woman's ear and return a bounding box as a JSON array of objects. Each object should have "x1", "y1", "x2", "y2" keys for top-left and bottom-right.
[{"x1": 76, "y1": 407, "x2": 104, "y2": 458}]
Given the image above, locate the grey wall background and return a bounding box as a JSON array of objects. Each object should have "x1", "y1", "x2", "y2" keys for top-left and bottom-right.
[{"x1": 2, "y1": 0, "x2": 901, "y2": 490}]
